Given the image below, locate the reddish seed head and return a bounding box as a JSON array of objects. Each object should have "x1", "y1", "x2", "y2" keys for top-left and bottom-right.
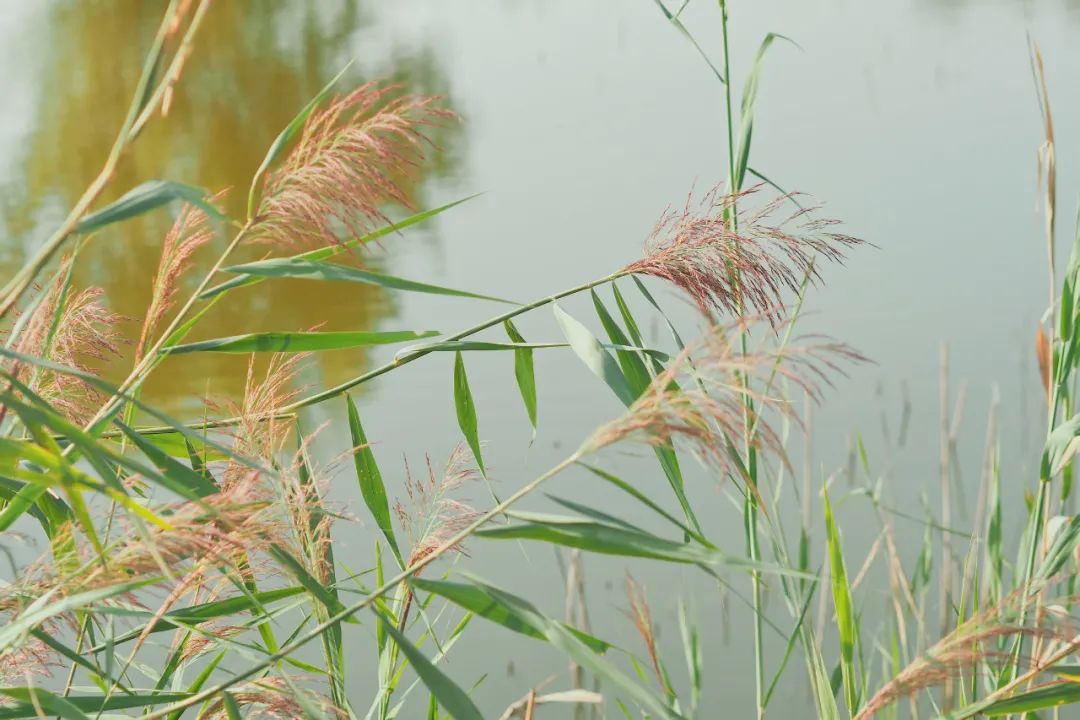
[
  {"x1": 251, "y1": 82, "x2": 455, "y2": 251},
  {"x1": 626, "y1": 185, "x2": 864, "y2": 327}
]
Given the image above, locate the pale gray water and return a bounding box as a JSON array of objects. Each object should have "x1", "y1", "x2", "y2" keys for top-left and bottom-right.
[{"x1": 1, "y1": 0, "x2": 1078, "y2": 715}]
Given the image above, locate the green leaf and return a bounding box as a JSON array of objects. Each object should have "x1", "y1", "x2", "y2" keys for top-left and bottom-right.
[
  {"x1": 221, "y1": 258, "x2": 515, "y2": 304},
  {"x1": 201, "y1": 196, "x2": 479, "y2": 299},
  {"x1": 478, "y1": 513, "x2": 801, "y2": 577},
  {"x1": 377, "y1": 614, "x2": 484, "y2": 720},
  {"x1": 553, "y1": 302, "x2": 634, "y2": 406},
  {"x1": 0, "y1": 689, "x2": 90, "y2": 720},
  {"x1": 113, "y1": 420, "x2": 218, "y2": 498},
  {"x1": 346, "y1": 395, "x2": 402, "y2": 567},
  {"x1": 0, "y1": 692, "x2": 194, "y2": 718},
  {"x1": 504, "y1": 320, "x2": 537, "y2": 439},
  {"x1": 269, "y1": 545, "x2": 348, "y2": 617},
  {"x1": 0, "y1": 689, "x2": 164, "y2": 719},
  {"x1": 453, "y1": 352, "x2": 485, "y2": 477},
  {"x1": 823, "y1": 489, "x2": 859, "y2": 717},
  {"x1": 222, "y1": 692, "x2": 243, "y2": 720},
  {"x1": 651, "y1": 0, "x2": 727, "y2": 85},
  {"x1": 410, "y1": 577, "x2": 610, "y2": 652},
  {"x1": 980, "y1": 683, "x2": 1080, "y2": 715},
  {"x1": 1045, "y1": 414, "x2": 1080, "y2": 476},
  {"x1": 76, "y1": 180, "x2": 222, "y2": 234},
  {"x1": 89, "y1": 587, "x2": 306, "y2": 650},
  {"x1": 732, "y1": 33, "x2": 797, "y2": 191},
  {"x1": 1036, "y1": 514, "x2": 1080, "y2": 583},
  {"x1": 579, "y1": 463, "x2": 703, "y2": 544},
  {"x1": 163, "y1": 329, "x2": 441, "y2": 355},
  {"x1": 463, "y1": 578, "x2": 682, "y2": 719},
  {"x1": 591, "y1": 289, "x2": 651, "y2": 398}
]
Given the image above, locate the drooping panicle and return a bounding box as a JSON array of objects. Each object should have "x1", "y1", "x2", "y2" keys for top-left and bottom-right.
[
  {"x1": 250, "y1": 82, "x2": 455, "y2": 251},
  {"x1": 583, "y1": 320, "x2": 863, "y2": 478},
  {"x1": 137, "y1": 196, "x2": 221, "y2": 360},
  {"x1": 4, "y1": 264, "x2": 124, "y2": 424},
  {"x1": 394, "y1": 443, "x2": 484, "y2": 570},
  {"x1": 625, "y1": 186, "x2": 864, "y2": 326}
]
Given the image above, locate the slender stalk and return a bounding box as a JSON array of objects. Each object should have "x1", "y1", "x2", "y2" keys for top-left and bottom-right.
[
  {"x1": 139, "y1": 451, "x2": 583, "y2": 720},
  {"x1": 716, "y1": 1, "x2": 765, "y2": 716},
  {"x1": 79, "y1": 224, "x2": 252, "y2": 436},
  {"x1": 283, "y1": 272, "x2": 624, "y2": 411},
  {"x1": 132, "y1": 270, "x2": 626, "y2": 433},
  {"x1": 0, "y1": 0, "x2": 210, "y2": 322}
]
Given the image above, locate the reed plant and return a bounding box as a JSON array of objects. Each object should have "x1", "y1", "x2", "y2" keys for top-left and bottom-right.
[{"x1": 0, "y1": 2, "x2": 1078, "y2": 719}]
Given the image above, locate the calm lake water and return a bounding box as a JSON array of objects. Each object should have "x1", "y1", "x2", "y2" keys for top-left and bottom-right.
[{"x1": 1, "y1": 0, "x2": 1079, "y2": 715}]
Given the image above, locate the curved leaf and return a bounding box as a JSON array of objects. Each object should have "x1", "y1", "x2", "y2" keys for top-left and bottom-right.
[
  {"x1": 453, "y1": 352, "x2": 485, "y2": 477},
  {"x1": 347, "y1": 395, "x2": 402, "y2": 566},
  {"x1": 378, "y1": 614, "x2": 484, "y2": 720},
  {"x1": 76, "y1": 180, "x2": 222, "y2": 234},
  {"x1": 222, "y1": 258, "x2": 515, "y2": 304},
  {"x1": 163, "y1": 329, "x2": 440, "y2": 355}
]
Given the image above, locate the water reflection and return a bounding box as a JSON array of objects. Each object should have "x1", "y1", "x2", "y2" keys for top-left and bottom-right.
[{"x1": 0, "y1": 1, "x2": 461, "y2": 413}]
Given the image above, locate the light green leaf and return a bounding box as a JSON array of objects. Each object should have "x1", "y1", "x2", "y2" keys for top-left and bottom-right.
[
  {"x1": 378, "y1": 614, "x2": 484, "y2": 720},
  {"x1": 504, "y1": 320, "x2": 537, "y2": 439},
  {"x1": 553, "y1": 302, "x2": 633, "y2": 406},
  {"x1": 76, "y1": 180, "x2": 222, "y2": 234},
  {"x1": 467, "y1": 578, "x2": 682, "y2": 719},
  {"x1": 410, "y1": 577, "x2": 610, "y2": 652},
  {"x1": 980, "y1": 683, "x2": 1080, "y2": 715},
  {"x1": 0, "y1": 690, "x2": 192, "y2": 719},
  {"x1": 346, "y1": 395, "x2": 402, "y2": 567},
  {"x1": 201, "y1": 196, "x2": 479, "y2": 299},
  {"x1": 221, "y1": 258, "x2": 515, "y2": 304},
  {"x1": 732, "y1": 33, "x2": 797, "y2": 190},
  {"x1": 453, "y1": 352, "x2": 485, "y2": 477},
  {"x1": 163, "y1": 329, "x2": 440, "y2": 355},
  {"x1": 823, "y1": 489, "x2": 859, "y2": 717}
]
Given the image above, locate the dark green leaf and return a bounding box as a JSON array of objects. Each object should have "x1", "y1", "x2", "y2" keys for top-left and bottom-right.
[
  {"x1": 77, "y1": 180, "x2": 221, "y2": 234},
  {"x1": 221, "y1": 258, "x2": 515, "y2": 304},
  {"x1": 410, "y1": 577, "x2": 610, "y2": 652},
  {"x1": 346, "y1": 395, "x2": 402, "y2": 566},
  {"x1": 504, "y1": 320, "x2": 537, "y2": 439},
  {"x1": 377, "y1": 615, "x2": 484, "y2": 720},
  {"x1": 453, "y1": 352, "x2": 485, "y2": 476}
]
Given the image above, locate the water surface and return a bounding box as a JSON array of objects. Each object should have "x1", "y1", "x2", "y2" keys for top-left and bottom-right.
[{"x1": 2, "y1": 0, "x2": 1078, "y2": 714}]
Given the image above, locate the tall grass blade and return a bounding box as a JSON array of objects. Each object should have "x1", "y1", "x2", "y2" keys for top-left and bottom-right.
[
  {"x1": 453, "y1": 351, "x2": 486, "y2": 477},
  {"x1": 221, "y1": 258, "x2": 515, "y2": 304},
  {"x1": 76, "y1": 180, "x2": 221, "y2": 234},
  {"x1": 347, "y1": 395, "x2": 403, "y2": 566},
  {"x1": 164, "y1": 329, "x2": 441, "y2": 354},
  {"x1": 378, "y1": 614, "x2": 484, "y2": 720},
  {"x1": 824, "y1": 488, "x2": 859, "y2": 717}
]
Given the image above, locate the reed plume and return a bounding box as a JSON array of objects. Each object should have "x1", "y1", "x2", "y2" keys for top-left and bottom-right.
[
  {"x1": 201, "y1": 677, "x2": 339, "y2": 719},
  {"x1": 136, "y1": 198, "x2": 220, "y2": 361},
  {"x1": 392, "y1": 445, "x2": 483, "y2": 630},
  {"x1": 0, "y1": 475, "x2": 287, "y2": 625},
  {"x1": 394, "y1": 443, "x2": 485, "y2": 570},
  {"x1": 250, "y1": 82, "x2": 454, "y2": 251},
  {"x1": 0, "y1": 634, "x2": 56, "y2": 688},
  {"x1": 625, "y1": 186, "x2": 863, "y2": 326},
  {"x1": 856, "y1": 590, "x2": 1074, "y2": 719},
  {"x1": 213, "y1": 351, "x2": 307, "y2": 487},
  {"x1": 5, "y1": 265, "x2": 123, "y2": 424},
  {"x1": 583, "y1": 321, "x2": 862, "y2": 479},
  {"x1": 624, "y1": 573, "x2": 670, "y2": 696}
]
